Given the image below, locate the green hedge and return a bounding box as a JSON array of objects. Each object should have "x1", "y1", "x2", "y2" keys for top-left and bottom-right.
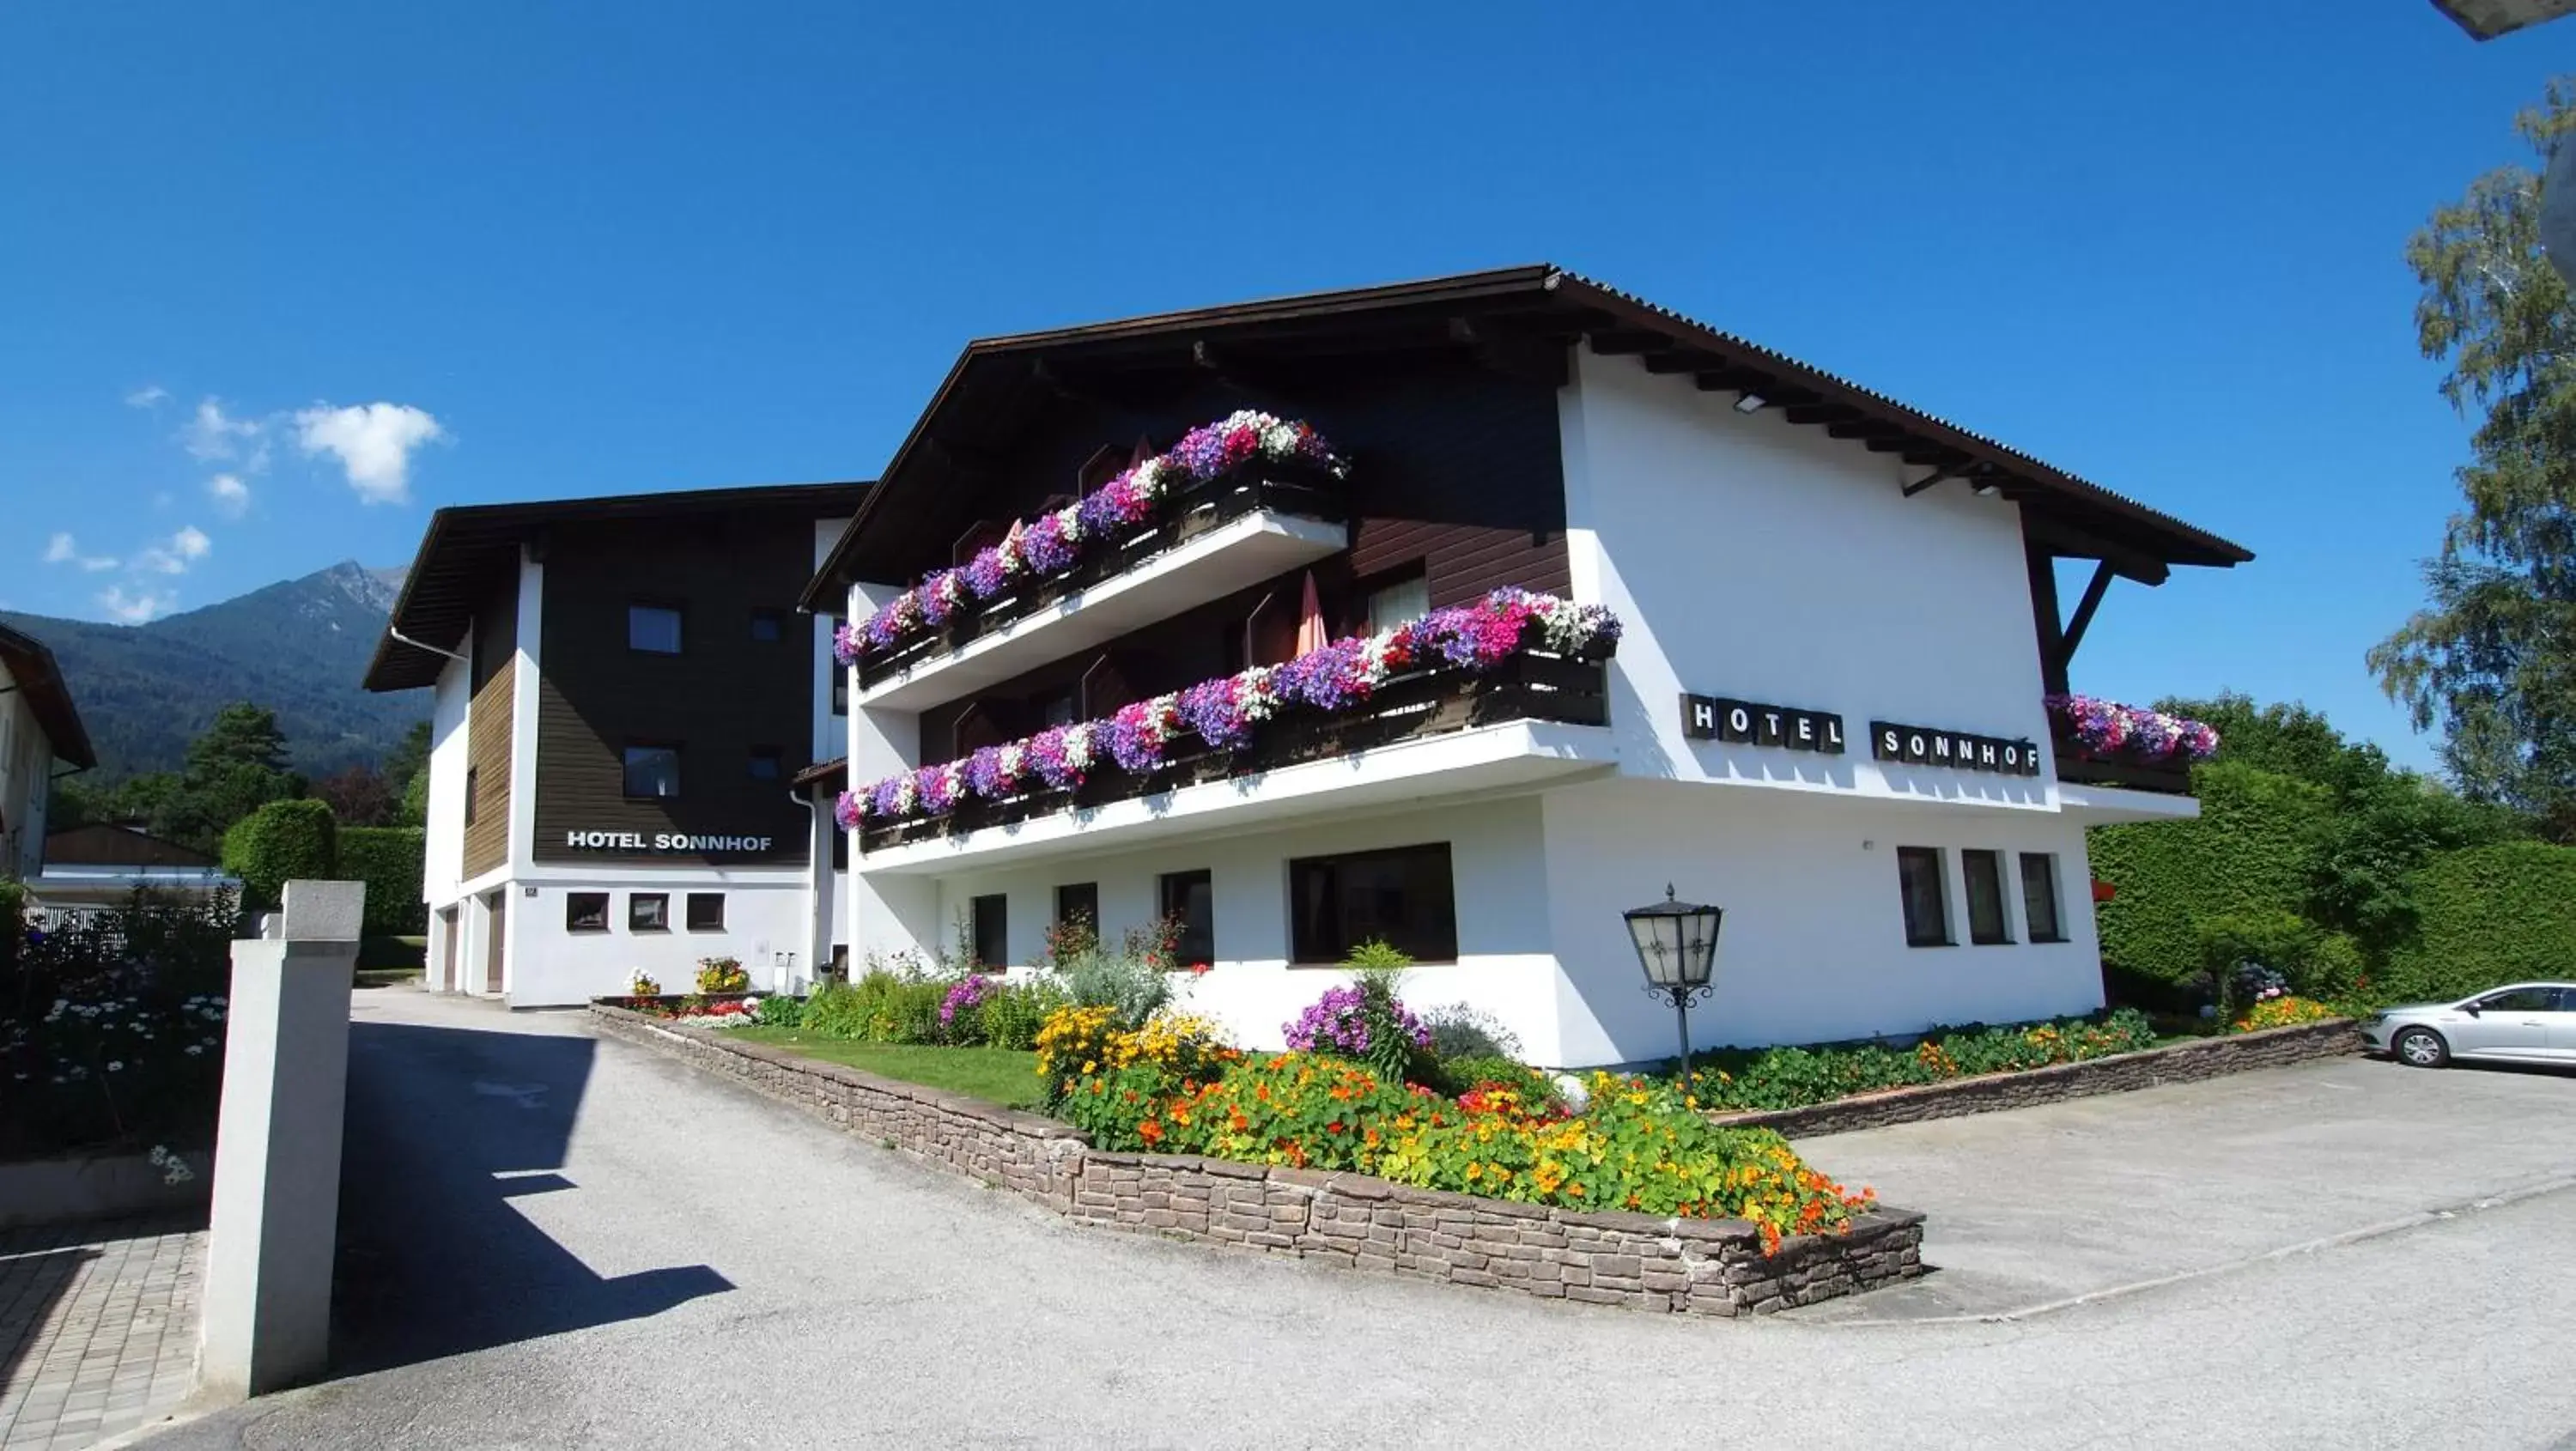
[
  {"x1": 219, "y1": 798, "x2": 338, "y2": 912},
  {"x1": 2379, "y1": 841, "x2": 2576, "y2": 1003},
  {"x1": 2089, "y1": 761, "x2": 2330, "y2": 987},
  {"x1": 337, "y1": 827, "x2": 428, "y2": 935}
]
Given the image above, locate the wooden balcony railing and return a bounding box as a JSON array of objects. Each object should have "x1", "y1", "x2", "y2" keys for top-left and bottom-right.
[
  {"x1": 2050, "y1": 734, "x2": 2194, "y2": 796},
  {"x1": 856, "y1": 464, "x2": 1348, "y2": 690},
  {"x1": 860, "y1": 647, "x2": 1611, "y2": 853}
]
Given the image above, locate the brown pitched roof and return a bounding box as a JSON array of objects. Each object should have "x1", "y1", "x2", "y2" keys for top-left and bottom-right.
[{"x1": 0, "y1": 622, "x2": 95, "y2": 770}]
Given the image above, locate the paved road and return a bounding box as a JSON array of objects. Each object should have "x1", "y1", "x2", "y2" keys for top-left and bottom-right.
[{"x1": 138, "y1": 988, "x2": 2576, "y2": 1449}]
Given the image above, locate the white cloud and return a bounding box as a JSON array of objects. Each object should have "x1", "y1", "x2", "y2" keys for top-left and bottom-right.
[
  {"x1": 183, "y1": 398, "x2": 261, "y2": 463},
  {"x1": 42, "y1": 532, "x2": 118, "y2": 571},
  {"x1": 295, "y1": 401, "x2": 444, "y2": 504},
  {"x1": 125, "y1": 385, "x2": 168, "y2": 409},
  {"x1": 208, "y1": 474, "x2": 251, "y2": 518},
  {"x1": 97, "y1": 586, "x2": 175, "y2": 623},
  {"x1": 133, "y1": 525, "x2": 210, "y2": 576}
]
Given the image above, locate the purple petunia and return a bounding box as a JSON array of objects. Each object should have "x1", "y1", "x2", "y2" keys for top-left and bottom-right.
[
  {"x1": 1283, "y1": 985, "x2": 1430, "y2": 1055},
  {"x1": 2044, "y1": 695, "x2": 2221, "y2": 762}
]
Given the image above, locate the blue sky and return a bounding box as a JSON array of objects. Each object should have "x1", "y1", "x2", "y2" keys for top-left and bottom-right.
[{"x1": 0, "y1": 3, "x2": 2565, "y2": 772}]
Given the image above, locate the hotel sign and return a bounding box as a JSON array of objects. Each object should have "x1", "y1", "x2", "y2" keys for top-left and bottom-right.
[
  {"x1": 565, "y1": 830, "x2": 778, "y2": 853},
  {"x1": 1680, "y1": 694, "x2": 1847, "y2": 754},
  {"x1": 1869, "y1": 720, "x2": 2043, "y2": 777}
]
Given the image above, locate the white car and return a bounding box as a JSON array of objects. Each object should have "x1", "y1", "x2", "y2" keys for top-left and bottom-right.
[{"x1": 2360, "y1": 983, "x2": 2576, "y2": 1068}]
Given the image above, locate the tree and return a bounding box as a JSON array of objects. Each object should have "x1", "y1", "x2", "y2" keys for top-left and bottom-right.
[
  {"x1": 382, "y1": 720, "x2": 429, "y2": 800},
  {"x1": 313, "y1": 765, "x2": 395, "y2": 828},
  {"x1": 161, "y1": 703, "x2": 303, "y2": 851},
  {"x1": 2370, "y1": 79, "x2": 2576, "y2": 841}
]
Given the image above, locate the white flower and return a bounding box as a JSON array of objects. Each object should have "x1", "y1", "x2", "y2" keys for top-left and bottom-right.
[
  {"x1": 106, "y1": 1061, "x2": 124, "y2": 1072},
  {"x1": 184, "y1": 1045, "x2": 204, "y2": 1056}
]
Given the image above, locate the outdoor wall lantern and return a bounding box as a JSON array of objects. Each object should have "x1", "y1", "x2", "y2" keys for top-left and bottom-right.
[{"x1": 1625, "y1": 885, "x2": 1722, "y2": 1076}]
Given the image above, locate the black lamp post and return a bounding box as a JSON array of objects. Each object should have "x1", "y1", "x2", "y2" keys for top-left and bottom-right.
[{"x1": 1625, "y1": 885, "x2": 1722, "y2": 1078}]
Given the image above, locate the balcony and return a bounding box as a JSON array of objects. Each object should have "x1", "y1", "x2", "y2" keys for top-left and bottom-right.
[
  {"x1": 855, "y1": 648, "x2": 1615, "y2": 874},
  {"x1": 851, "y1": 468, "x2": 1348, "y2": 713},
  {"x1": 2045, "y1": 696, "x2": 2214, "y2": 823}
]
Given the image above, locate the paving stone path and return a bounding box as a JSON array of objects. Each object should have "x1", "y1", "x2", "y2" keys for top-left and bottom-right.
[{"x1": 0, "y1": 1216, "x2": 203, "y2": 1451}]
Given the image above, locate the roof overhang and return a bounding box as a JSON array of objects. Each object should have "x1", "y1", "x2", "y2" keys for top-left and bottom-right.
[
  {"x1": 365, "y1": 481, "x2": 872, "y2": 692},
  {"x1": 805, "y1": 264, "x2": 2249, "y2": 608},
  {"x1": 2433, "y1": 0, "x2": 2576, "y2": 37},
  {"x1": 0, "y1": 622, "x2": 95, "y2": 771}
]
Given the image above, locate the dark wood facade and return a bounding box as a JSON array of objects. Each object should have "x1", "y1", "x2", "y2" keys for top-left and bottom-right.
[
  {"x1": 869, "y1": 357, "x2": 1572, "y2": 761},
  {"x1": 461, "y1": 578, "x2": 516, "y2": 880},
  {"x1": 530, "y1": 513, "x2": 820, "y2": 866}
]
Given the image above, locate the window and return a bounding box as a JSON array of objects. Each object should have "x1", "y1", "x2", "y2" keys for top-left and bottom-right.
[
  {"x1": 748, "y1": 746, "x2": 782, "y2": 780},
  {"x1": 623, "y1": 744, "x2": 680, "y2": 798},
  {"x1": 1896, "y1": 847, "x2": 1952, "y2": 948},
  {"x1": 1290, "y1": 842, "x2": 1459, "y2": 963},
  {"x1": 1038, "y1": 689, "x2": 1078, "y2": 729},
  {"x1": 1054, "y1": 882, "x2": 1098, "y2": 933},
  {"x1": 2475, "y1": 987, "x2": 2556, "y2": 1013},
  {"x1": 628, "y1": 604, "x2": 683, "y2": 654},
  {"x1": 1364, "y1": 573, "x2": 1431, "y2": 634},
  {"x1": 686, "y1": 892, "x2": 725, "y2": 932},
  {"x1": 2020, "y1": 853, "x2": 2065, "y2": 943},
  {"x1": 566, "y1": 892, "x2": 608, "y2": 933},
  {"x1": 971, "y1": 893, "x2": 1008, "y2": 968},
  {"x1": 463, "y1": 766, "x2": 479, "y2": 827},
  {"x1": 750, "y1": 608, "x2": 787, "y2": 643},
  {"x1": 629, "y1": 893, "x2": 670, "y2": 932},
  {"x1": 1962, "y1": 849, "x2": 2012, "y2": 945},
  {"x1": 827, "y1": 616, "x2": 848, "y2": 716},
  {"x1": 1158, "y1": 869, "x2": 1214, "y2": 967}
]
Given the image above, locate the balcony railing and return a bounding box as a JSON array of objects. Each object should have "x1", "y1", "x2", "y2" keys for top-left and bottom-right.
[
  {"x1": 2050, "y1": 738, "x2": 2193, "y2": 796},
  {"x1": 860, "y1": 647, "x2": 1610, "y2": 854},
  {"x1": 856, "y1": 464, "x2": 1347, "y2": 691}
]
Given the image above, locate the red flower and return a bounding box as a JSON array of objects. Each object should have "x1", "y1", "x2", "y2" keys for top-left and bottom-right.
[{"x1": 1189, "y1": 961, "x2": 1212, "y2": 975}]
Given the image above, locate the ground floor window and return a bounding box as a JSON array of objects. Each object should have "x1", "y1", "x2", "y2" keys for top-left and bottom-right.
[
  {"x1": 1288, "y1": 842, "x2": 1458, "y2": 964},
  {"x1": 1054, "y1": 882, "x2": 1097, "y2": 934},
  {"x1": 686, "y1": 892, "x2": 725, "y2": 932},
  {"x1": 971, "y1": 892, "x2": 1007, "y2": 968},
  {"x1": 2020, "y1": 853, "x2": 2065, "y2": 942},
  {"x1": 1896, "y1": 847, "x2": 1952, "y2": 947},
  {"x1": 1962, "y1": 849, "x2": 2012, "y2": 945},
  {"x1": 1158, "y1": 869, "x2": 1214, "y2": 966},
  {"x1": 629, "y1": 892, "x2": 670, "y2": 932},
  {"x1": 566, "y1": 892, "x2": 608, "y2": 933}
]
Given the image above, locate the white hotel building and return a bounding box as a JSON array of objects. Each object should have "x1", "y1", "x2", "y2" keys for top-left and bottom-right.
[{"x1": 791, "y1": 267, "x2": 2249, "y2": 1066}]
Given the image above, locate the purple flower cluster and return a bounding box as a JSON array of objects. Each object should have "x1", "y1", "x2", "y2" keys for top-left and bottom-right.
[
  {"x1": 1283, "y1": 985, "x2": 1431, "y2": 1055},
  {"x1": 939, "y1": 974, "x2": 997, "y2": 1027},
  {"x1": 845, "y1": 590, "x2": 1622, "y2": 825},
  {"x1": 834, "y1": 411, "x2": 1349, "y2": 665},
  {"x1": 2045, "y1": 695, "x2": 2221, "y2": 762},
  {"x1": 834, "y1": 791, "x2": 864, "y2": 829}
]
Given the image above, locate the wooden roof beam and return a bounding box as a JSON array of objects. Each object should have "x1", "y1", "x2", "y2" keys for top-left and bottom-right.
[{"x1": 1588, "y1": 330, "x2": 1668, "y2": 355}]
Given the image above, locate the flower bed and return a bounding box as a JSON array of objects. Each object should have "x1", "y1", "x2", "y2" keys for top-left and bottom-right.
[
  {"x1": 836, "y1": 411, "x2": 1351, "y2": 666},
  {"x1": 838, "y1": 588, "x2": 1619, "y2": 834},
  {"x1": 595, "y1": 993, "x2": 767, "y2": 1027},
  {"x1": 2233, "y1": 993, "x2": 2341, "y2": 1033},
  {"x1": 1678, "y1": 1010, "x2": 2162, "y2": 1114}
]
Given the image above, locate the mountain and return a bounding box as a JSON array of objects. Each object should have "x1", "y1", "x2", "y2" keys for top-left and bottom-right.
[{"x1": 0, "y1": 561, "x2": 428, "y2": 781}]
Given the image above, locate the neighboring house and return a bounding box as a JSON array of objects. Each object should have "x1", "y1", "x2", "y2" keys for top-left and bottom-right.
[
  {"x1": 0, "y1": 622, "x2": 94, "y2": 883},
  {"x1": 29, "y1": 823, "x2": 240, "y2": 919},
  {"x1": 800, "y1": 266, "x2": 2252, "y2": 1065},
  {"x1": 362, "y1": 483, "x2": 866, "y2": 1005}
]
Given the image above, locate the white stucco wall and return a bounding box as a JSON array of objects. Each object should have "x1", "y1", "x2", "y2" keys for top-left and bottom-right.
[
  {"x1": 887, "y1": 795, "x2": 1564, "y2": 1058},
  {"x1": 422, "y1": 652, "x2": 473, "y2": 909},
  {"x1": 1537, "y1": 779, "x2": 2102, "y2": 1063},
  {"x1": 842, "y1": 580, "x2": 940, "y2": 962},
  {"x1": 496, "y1": 865, "x2": 813, "y2": 1005},
  {"x1": 0, "y1": 661, "x2": 53, "y2": 879},
  {"x1": 1561, "y1": 349, "x2": 2057, "y2": 812}
]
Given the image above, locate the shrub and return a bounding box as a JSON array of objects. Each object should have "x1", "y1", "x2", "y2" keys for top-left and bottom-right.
[
  {"x1": 220, "y1": 798, "x2": 339, "y2": 911},
  {"x1": 1057, "y1": 945, "x2": 1170, "y2": 1031},
  {"x1": 977, "y1": 978, "x2": 1066, "y2": 1052},
  {"x1": 756, "y1": 993, "x2": 805, "y2": 1029},
  {"x1": 1035, "y1": 1004, "x2": 1237, "y2": 1108},
  {"x1": 1431, "y1": 1053, "x2": 1559, "y2": 1102},
  {"x1": 1284, "y1": 976, "x2": 1432, "y2": 1086},
  {"x1": 801, "y1": 979, "x2": 872, "y2": 1039},
  {"x1": 939, "y1": 975, "x2": 999, "y2": 1044},
  {"x1": 2089, "y1": 762, "x2": 2330, "y2": 987},
  {"x1": 335, "y1": 826, "x2": 427, "y2": 935},
  {"x1": 2380, "y1": 841, "x2": 2576, "y2": 1003},
  {"x1": 1421, "y1": 1002, "x2": 1523, "y2": 1063},
  {"x1": 695, "y1": 956, "x2": 750, "y2": 994},
  {"x1": 1684, "y1": 1010, "x2": 2159, "y2": 1113}
]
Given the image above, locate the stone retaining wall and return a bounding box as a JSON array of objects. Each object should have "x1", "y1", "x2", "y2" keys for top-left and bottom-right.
[
  {"x1": 1704, "y1": 1018, "x2": 2362, "y2": 1140},
  {"x1": 587, "y1": 1004, "x2": 1923, "y2": 1318}
]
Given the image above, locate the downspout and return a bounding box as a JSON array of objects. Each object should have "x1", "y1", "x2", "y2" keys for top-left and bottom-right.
[
  {"x1": 786, "y1": 787, "x2": 820, "y2": 997},
  {"x1": 389, "y1": 625, "x2": 470, "y2": 665}
]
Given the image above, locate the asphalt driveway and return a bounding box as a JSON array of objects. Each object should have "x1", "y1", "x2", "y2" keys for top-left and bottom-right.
[
  {"x1": 132, "y1": 991, "x2": 2576, "y2": 1449},
  {"x1": 1788, "y1": 1052, "x2": 2576, "y2": 1321}
]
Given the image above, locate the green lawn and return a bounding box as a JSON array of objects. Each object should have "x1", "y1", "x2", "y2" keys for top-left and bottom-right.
[{"x1": 729, "y1": 1029, "x2": 1043, "y2": 1109}]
